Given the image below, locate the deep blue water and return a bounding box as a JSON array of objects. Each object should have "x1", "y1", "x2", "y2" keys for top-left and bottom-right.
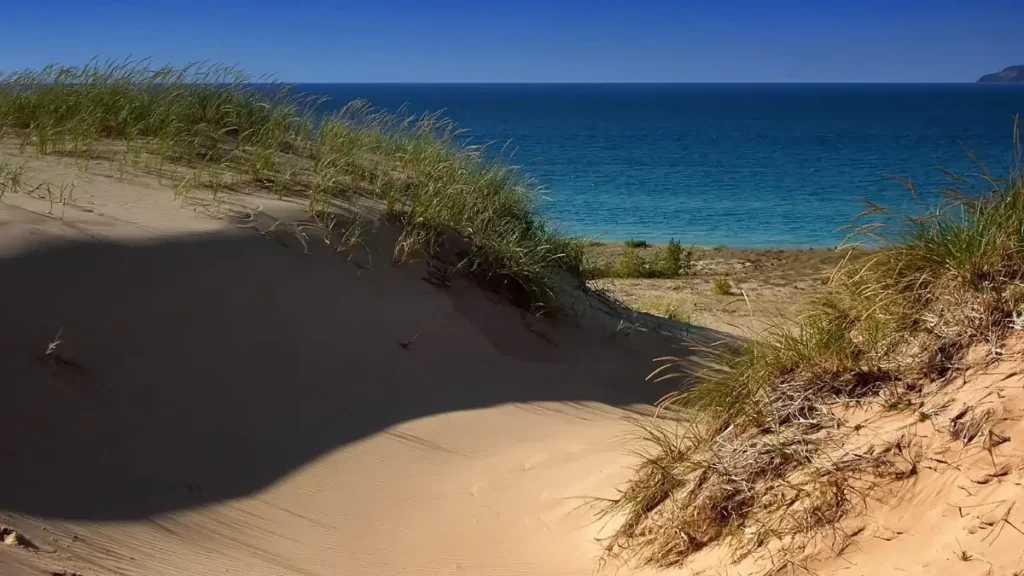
[{"x1": 294, "y1": 84, "x2": 1024, "y2": 248}]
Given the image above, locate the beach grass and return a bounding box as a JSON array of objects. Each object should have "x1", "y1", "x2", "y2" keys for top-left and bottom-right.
[
  {"x1": 0, "y1": 158, "x2": 26, "y2": 198},
  {"x1": 710, "y1": 276, "x2": 733, "y2": 295},
  {"x1": 0, "y1": 59, "x2": 582, "y2": 311},
  {"x1": 602, "y1": 125, "x2": 1024, "y2": 568},
  {"x1": 587, "y1": 238, "x2": 692, "y2": 280}
]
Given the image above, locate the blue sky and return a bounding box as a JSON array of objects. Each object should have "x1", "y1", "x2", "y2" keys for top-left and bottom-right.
[{"x1": 2, "y1": 0, "x2": 1021, "y2": 82}]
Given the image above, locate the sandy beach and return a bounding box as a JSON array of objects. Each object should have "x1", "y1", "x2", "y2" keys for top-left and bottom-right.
[{"x1": 585, "y1": 242, "x2": 870, "y2": 335}]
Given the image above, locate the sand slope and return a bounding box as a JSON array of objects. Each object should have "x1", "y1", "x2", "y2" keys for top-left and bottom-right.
[
  {"x1": 664, "y1": 348, "x2": 1024, "y2": 576},
  {"x1": 0, "y1": 158, "x2": 708, "y2": 576},
  {"x1": 8, "y1": 158, "x2": 1024, "y2": 576}
]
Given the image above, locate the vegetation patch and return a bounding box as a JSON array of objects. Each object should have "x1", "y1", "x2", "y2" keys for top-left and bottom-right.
[
  {"x1": 624, "y1": 238, "x2": 650, "y2": 249},
  {"x1": 589, "y1": 239, "x2": 693, "y2": 279},
  {"x1": 710, "y1": 276, "x2": 733, "y2": 295},
  {"x1": 0, "y1": 60, "x2": 583, "y2": 312},
  {"x1": 602, "y1": 129, "x2": 1024, "y2": 569}
]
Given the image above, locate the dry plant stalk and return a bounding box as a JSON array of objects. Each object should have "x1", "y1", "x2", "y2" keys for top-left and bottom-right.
[{"x1": 600, "y1": 409, "x2": 915, "y2": 570}]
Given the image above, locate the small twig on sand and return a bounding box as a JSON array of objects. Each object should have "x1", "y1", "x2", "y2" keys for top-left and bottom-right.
[{"x1": 45, "y1": 327, "x2": 63, "y2": 355}]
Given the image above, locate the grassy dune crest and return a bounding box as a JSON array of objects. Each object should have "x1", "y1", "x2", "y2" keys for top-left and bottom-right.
[
  {"x1": 0, "y1": 60, "x2": 582, "y2": 310},
  {"x1": 602, "y1": 127, "x2": 1024, "y2": 568}
]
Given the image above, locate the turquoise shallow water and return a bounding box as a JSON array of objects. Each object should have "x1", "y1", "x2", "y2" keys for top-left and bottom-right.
[{"x1": 295, "y1": 84, "x2": 1024, "y2": 248}]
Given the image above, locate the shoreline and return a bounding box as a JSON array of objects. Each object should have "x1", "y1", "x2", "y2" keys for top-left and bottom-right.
[
  {"x1": 584, "y1": 237, "x2": 861, "y2": 251},
  {"x1": 584, "y1": 241, "x2": 872, "y2": 335},
  {"x1": 584, "y1": 240, "x2": 872, "y2": 279}
]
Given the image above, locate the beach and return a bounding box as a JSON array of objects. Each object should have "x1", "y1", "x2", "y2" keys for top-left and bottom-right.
[
  {"x1": 584, "y1": 242, "x2": 870, "y2": 334},
  {"x1": 4, "y1": 63, "x2": 1024, "y2": 576}
]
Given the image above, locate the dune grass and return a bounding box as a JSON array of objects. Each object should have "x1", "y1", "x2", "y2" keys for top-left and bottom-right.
[
  {"x1": 603, "y1": 127, "x2": 1024, "y2": 568},
  {"x1": 589, "y1": 239, "x2": 693, "y2": 279},
  {"x1": 0, "y1": 59, "x2": 583, "y2": 311},
  {"x1": 0, "y1": 158, "x2": 25, "y2": 198},
  {"x1": 710, "y1": 276, "x2": 733, "y2": 295}
]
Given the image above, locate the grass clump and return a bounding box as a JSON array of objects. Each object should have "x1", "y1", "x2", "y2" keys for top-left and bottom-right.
[
  {"x1": 604, "y1": 130, "x2": 1024, "y2": 568},
  {"x1": 624, "y1": 238, "x2": 650, "y2": 249},
  {"x1": 662, "y1": 239, "x2": 694, "y2": 276},
  {"x1": 612, "y1": 246, "x2": 650, "y2": 278},
  {"x1": 0, "y1": 59, "x2": 582, "y2": 311},
  {"x1": 601, "y1": 417, "x2": 908, "y2": 568},
  {"x1": 608, "y1": 239, "x2": 692, "y2": 279},
  {"x1": 0, "y1": 158, "x2": 25, "y2": 198},
  {"x1": 710, "y1": 276, "x2": 733, "y2": 295}
]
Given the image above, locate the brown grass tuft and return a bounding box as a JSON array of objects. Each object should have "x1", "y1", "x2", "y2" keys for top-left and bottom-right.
[{"x1": 600, "y1": 413, "x2": 915, "y2": 569}]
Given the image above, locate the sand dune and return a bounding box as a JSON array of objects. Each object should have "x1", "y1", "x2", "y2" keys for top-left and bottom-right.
[
  {"x1": 0, "y1": 159, "x2": 715, "y2": 575},
  {"x1": 7, "y1": 157, "x2": 1024, "y2": 576}
]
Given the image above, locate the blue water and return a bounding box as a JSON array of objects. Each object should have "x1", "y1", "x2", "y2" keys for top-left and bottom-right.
[{"x1": 295, "y1": 84, "x2": 1024, "y2": 248}]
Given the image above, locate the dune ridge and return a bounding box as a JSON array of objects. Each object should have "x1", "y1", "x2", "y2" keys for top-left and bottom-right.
[{"x1": 0, "y1": 152, "x2": 710, "y2": 576}]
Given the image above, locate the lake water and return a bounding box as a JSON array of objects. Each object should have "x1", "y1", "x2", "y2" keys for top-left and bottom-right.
[{"x1": 295, "y1": 83, "x2": 1024, "y2": 247}]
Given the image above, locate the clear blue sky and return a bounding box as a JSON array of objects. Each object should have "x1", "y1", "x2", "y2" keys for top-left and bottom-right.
[{"x1": 2, "y1": 0, "x2": 1021, "y2": 83}]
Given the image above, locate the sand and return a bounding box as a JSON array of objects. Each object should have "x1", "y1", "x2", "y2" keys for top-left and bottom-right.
[
  {"x1": 4, "y1": 155, "x2": 1024, "y2": 576},
  {"x1": 0, "y1": 155, "x2": 710, "y2": 576},
  {"x1": 586, "y1": 242, "x2": 869, "y2": 335}
]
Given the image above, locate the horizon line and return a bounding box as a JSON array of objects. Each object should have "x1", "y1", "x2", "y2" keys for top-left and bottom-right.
[{"x1": 275, "y1": 80, "x2": 997, "y2": 85}]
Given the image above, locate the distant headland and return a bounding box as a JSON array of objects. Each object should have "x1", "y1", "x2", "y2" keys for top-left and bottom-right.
[{"x1": 977, "y1": 65, "x2": 1024, "y2": 84}]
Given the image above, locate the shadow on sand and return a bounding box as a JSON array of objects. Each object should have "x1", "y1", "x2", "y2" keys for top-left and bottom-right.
[{"x1": 0, "y1": 223, "x2": 732, "y2": 521}]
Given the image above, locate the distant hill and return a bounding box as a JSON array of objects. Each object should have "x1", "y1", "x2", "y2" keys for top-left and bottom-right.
[{"x1": 977, "y1": 65, "x2": 1024, "y2": 83}]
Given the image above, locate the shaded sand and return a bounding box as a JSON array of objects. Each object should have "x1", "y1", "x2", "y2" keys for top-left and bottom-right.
[{"x1": 0, "y1": 156, "x2": 713, "y2": 576}]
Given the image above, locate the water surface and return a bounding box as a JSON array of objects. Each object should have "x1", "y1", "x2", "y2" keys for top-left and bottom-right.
[{"x1": 297, "y1": 83, "x2": 1024, "y2": 247}]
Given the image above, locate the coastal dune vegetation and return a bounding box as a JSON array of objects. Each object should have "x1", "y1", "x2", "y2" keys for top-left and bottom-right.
[
  {"x1": 599, "y1": 123, "x2": 1024, "y2": 568},
  {"x1": 5, "y1": 59, "x2": 1024, "y2": 573},
  {"x1": 0, "y1": 59, "x2": 583, "y2": 311},
  {"x1": 593, "y1": 238, "x2": 693, "y2": 280}
]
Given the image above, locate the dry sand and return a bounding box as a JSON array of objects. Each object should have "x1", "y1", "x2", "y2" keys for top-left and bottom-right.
[
  {"x1": 4, "y1": 155, "x2": 1024, "y2": 576},
  {"x1": 0, "y1": 155, "x2": 710, "y2": 576}
]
